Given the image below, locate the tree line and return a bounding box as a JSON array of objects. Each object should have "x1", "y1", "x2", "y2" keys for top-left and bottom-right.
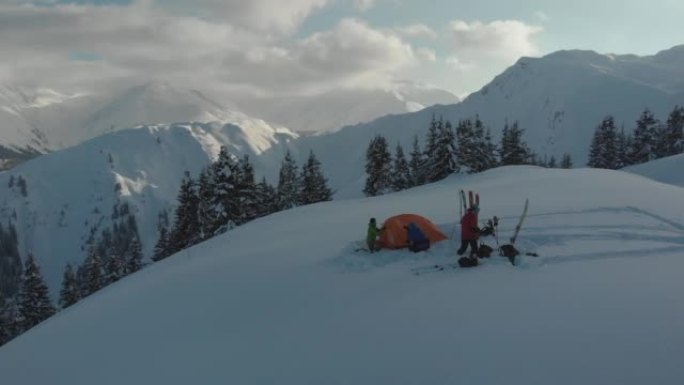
[
  {"x1": 587, "y1": 107, "x2": 684, "y2": 169},
  {"x1": 364, "y1": 115, "x2": 572, "y2": 196},
  {"x1": 153, "y1": 147, "x2": 332, "y2": 261}
]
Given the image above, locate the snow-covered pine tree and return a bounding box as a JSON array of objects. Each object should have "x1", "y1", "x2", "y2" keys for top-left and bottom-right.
[
  {"x1": 408, "y1": 135, "x2": 426, "y2": 187},
  {"x1": 427, "y1": 119, "x2": 457, "y2": 181},
  {"x1": 58, "y1": 263, "x2": 80, "y2": 309},
  {"x1": 168, "y1": 172, "x2": 201, "y2": 253},
  {"x1": 0, "y1": 297, "x2": 20, "y2": 346},
  {"x1": 125, "y1": 237, "x2": 143, "y2": 275},
  {"x1": 616, "y1": 127, "x2": 633, "y2": 168},
  {"x1": 499, "y1": 121, "x2": 531, "y2": 165},
  {"x1": 103, "y1": 254, "x2": 124, "y2": 286},
  {"x1": 548, "y1": 156, "x2": 557, "y2": 168},
  {"x1": 587, "y1": 116, "x2": 619, "y2": 169},
  {"x1": 456, "y1": 118, "x2": 478, "y2": 173},
  {"x1": 663, "y1": 106, "x2": 684, "y2": 156},
  {"x1": 197, "y1": 166, "x2": 218, "y2": 240},
  {"x1": 255, "y1": 177, "x2": 278, "y2": 218},
  {"x1": 300, "y1": 150, "x2": 333, "y2": 204},
  {"x1": 235, "y1": 155, "x2": 258, "y2": 224},
  {"x1": 81, "y1": 248, "x2": 103, "y2": 297},
  {"x1": 560, "y1": 153, "x2": 573, "y2": 168},
  {"x1": 17, "y1": 254, "x2": 55, "y2": 333},
  {"x1": 631, "y1": 108, "x2": 660, "y2": 164},
  {"x1": 211, "y1": 146, "x2": 239, "y2": 232},
  {"x1": 391, "y1": 143, "x2": 411, "y2": 192},
  {"x1": 277, "y1": 150, "x2": 301, "y2": 210},
  {"x1": 0, "y1": 222, "x2": 22, "y2": 303},
  {"x1": 153, "y1": 224, "x2": 170, "y2": 262},
  {"x1": 363, "y1": 135, "x2": 393, "y2": 196}
]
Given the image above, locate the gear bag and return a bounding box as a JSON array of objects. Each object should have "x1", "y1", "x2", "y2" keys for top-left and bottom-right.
[{"x1": 458, "y1": 256, "x2": 478, "y2": 268}]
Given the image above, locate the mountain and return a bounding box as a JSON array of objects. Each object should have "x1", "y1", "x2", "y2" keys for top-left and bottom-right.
[
  {"x1": 2, "y1": 166, "x2": 684, "y2": 384},
  {"x1": 0, "y1": 81, "x2": 459, "y2": 166},
  {"x1": 0, "y1": 121, "x2": 297, "y2": 294},
  {"x1": 235, "y1": 82, "x2": 459, "y2": 133},
  {"x1": 286, "y1": 45, "x2": 684, "y2": 194}
]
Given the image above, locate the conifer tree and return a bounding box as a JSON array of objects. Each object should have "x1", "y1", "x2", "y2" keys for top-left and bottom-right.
[
  {"x1": 391, "y1": 143, "x2": 411, "y2": 191},
  {"x1": 255, "y1": 177, "x2": 278, "y2": 218},
  {"x1": 499, "y1": 121, "x2": 531, "y2": 165},
  {"x1": 560, "y1": 153, "x2": 573, "y2": 169},
  {"x1": 408, "y1": 135, "x2": 426, "y2": 187},
  {"x1": 125, "y1": 237, "x2": 144, "y2": 275},
  {"x1": 277, "y1": 151, "x2": 301, "y2": 210},
  {"x1": 423, "y1": 114, "x2": 440, "y2": 168},
  {"x1": 0, "y1": 222, "x2": 22, "y2": 302},
  {"x1": 427, "y1": 119, "x2": 458, "y2": 181},
  {"x1": 300, "y1": 151, "x2": 333, "y2": 204},
  {"x1": 17, "y1": 254, "x2": 55, "y2": 332},
  {"x1": 211, "y1": 146, "x2": 240, "y2": 231},
  {"x1": 235, "y1": 155, "x2": 258, "y2": 224},
  {"x1": 548, "y1": 156, "x2": 557, "y2": 168},
  {"x1": 168, "y1": 172, "x2": 200, "y2": 253},
  {"x1": 363, "y1": 135, "x2": 393, "y2": 196},
  {"x1": 59, "y1": 263, "x2": 80, "y2": 309},
  {"x1": 631, "y1": 108, "x2": 660, "y2": 164},
  {"x1": 82, "y1": 248, "x2": 103, "y2": 297},
  {"x1": 197, "y1": 167, "x2": 218, "y2": 240},
  {"x1": 0, "y1": 297, "x2": 19, "y2": 345},
  {"x1": 663, "y1": 106, "x2": 684, "y2": 156},
  {"x1": 616, "y1": 127, "x2": 633, "y2": 168},
  {"x1": 103, "y1": 254, "x2": 124, "y2": 286},
  {"x1": 152, "y1": 224, "x2": 170, "y2": 262},
  {"x1": 587, "y1": 116, "x2": 619, "y2": 169}
]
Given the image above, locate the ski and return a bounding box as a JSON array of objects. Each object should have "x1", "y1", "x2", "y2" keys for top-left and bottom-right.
[
  {"x1": 460, "y1": 190, "x2": 467, "y2": 214},
  {"x1": 510, "y1": 198, "x2": 529, "y2": 244},
  {"x1": 468, "y1": 191, "x2": 474, "y2": 208}
]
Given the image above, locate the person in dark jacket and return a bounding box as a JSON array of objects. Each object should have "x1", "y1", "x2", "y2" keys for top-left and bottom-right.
[
  {"x1": 405, "y1": 222, "x2": 430, "y2": 252},
  {"x1": 457, "y1": 204, "x2": 480, "y2": 256},
  {"x1": 366, "y1": 218, "x2": 385, "y2": 253}
]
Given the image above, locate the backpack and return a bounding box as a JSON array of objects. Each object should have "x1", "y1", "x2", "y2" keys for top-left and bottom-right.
[
  {"x1": 477, "y1": 244, "x2": 493, "y2": 258},
  {"x1": 499, "y1": 244, "x2": 519, "y2": 258},
  {"x1": 458, "y1": 256, "x2": 478, "y2": 268}
]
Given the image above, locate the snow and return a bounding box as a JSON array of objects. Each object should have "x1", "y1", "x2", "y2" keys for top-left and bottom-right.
[
  {"x1": 1, "y1": 166, "x2": 684, "y2": 384},
  {"x1": 624, "y1": 153, "x2": 684, "y2": 187}
]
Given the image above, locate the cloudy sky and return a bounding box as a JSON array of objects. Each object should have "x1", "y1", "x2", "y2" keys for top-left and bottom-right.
[{"x1": 1, "y1": 0, "x2": 682, "y2": 98}]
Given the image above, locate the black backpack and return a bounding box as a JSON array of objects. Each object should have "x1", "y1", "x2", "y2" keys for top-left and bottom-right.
[{"x1": 477, "y1": 244, "x2": 493, "y2": 258}]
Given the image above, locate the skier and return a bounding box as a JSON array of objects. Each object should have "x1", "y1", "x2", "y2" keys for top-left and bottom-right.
[
  {"x1": 366, "y1": 218, "x2": 385, "y2": 253},
  {"x1": 457, "y1": 204, "x2": 480, "y2": 257},
  {"x1": 405, "y1": 222, "x2": 430, "y2": 252}
]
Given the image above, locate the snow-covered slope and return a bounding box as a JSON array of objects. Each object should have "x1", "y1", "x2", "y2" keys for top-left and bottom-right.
[
  {"x1": 1, "y1": 166, "x2": 684, "y2": 384},
  {"x1": 291, "y1": 45, "x2": 684, "y2": 192},
  {"x1": 236, "y1": 82, "x2": 459, "y2": 133},
  {"x1": 624, "y1": 153, "x2": 684, "y2": 187},
  {"x1": 0, "y1": 122, "x2": 298, "y2": 294}
]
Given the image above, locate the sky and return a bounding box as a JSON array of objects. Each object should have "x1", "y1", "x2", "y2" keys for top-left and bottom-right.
[{"x1": 0, "y1": 0, "x2": 682, "y2": 98}]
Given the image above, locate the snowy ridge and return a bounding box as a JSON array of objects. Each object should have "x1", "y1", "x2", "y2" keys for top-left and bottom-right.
[
  {"x1": 0, "y1": 122, "x2": 298, "y2": 294},
  {"x1": 624, "y1": 153, "x2": 684, "y2": 187},
  {"x1": 1, "y1": 166, "x2": 684, "y2": 384}
]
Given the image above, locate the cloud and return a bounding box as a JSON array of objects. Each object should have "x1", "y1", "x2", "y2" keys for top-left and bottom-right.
[
  {"x1": 0, "y1": 3, "x2": 418, "y2": 96},
  {"x1": 535, "y1": 11, "x2": 550, "y2": 22},
  {"x1": 160, "y1": 0, "x2": 330, "y2": 34},
  {"x1": 353, "y1": 0, "x2": 375, "y2": 12},
  {"x1": 395, "y1": 23, "x2": 438, "y2": 39},
  {"x1": 447, "y1": 19, "x2": 542, "y2": 63},
  {"x1": 416, "y1": 48, "x2": 437, "y2": 62}
]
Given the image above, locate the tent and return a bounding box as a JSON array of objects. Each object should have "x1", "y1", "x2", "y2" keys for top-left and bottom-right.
[{"x1": 379, "y1": 214, "x2": 447, "y2": 249}]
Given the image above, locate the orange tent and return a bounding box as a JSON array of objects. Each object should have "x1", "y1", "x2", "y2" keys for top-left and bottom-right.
[{"x1": 379, "y1": 214, "x2": 447, "y2": 249}]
